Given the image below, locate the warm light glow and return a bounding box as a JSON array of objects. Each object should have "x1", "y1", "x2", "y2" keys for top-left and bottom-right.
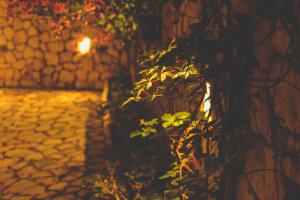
[
  {"x1": 78, "y1": 37, "x2": 91, "y2": 54},
  {"x1": 203, "y1": 82, "x2": 211, "y2": 120}
]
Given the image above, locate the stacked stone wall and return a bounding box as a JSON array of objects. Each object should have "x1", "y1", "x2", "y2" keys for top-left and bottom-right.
[
  {"x1": 161, "y1": 1, "x2": 300, "y2": 199},
  {"x1": 0, "y1": 1, "x2": 128, "y2": 90},
  {"x1": 162, "y1": 0, "x2": 201, "y2": 44}
]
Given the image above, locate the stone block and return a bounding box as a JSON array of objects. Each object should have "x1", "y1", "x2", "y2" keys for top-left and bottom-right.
[
  {"x1": 76, "y1": 69, "x2": 88, "y2": 81},
  {"x1": 60, "y1": 70, "x2": 74, "y2": 84},
  {"x1": 6, "y1": 180, "x2": 39, "y2": 193},
  {"x1": 101, "y1": 54, "x2": 111, "y2": 63},
  {"x1": 4, "y1": 52, "x2": 16, "y2": 64},
  {"x1": 61, "y1": 29, "x2": 70, "y2": 40},
  {"x1": 13, "y1": 60, "x2": 26, "y2": 69},
  {"x1": 5, "y1": 80, "x2": 17, "y2": 86},
  {"x1": 78, "y1": 58, "x2": 93, "y2": 70},
  {"x1": 24, "y1": 46, "x2": 35, "y2": 59},
  {"x1": 66, "y1": 40, "x2": 76, "y2": 51},
  {"x1": 3, "y1": 27, "x2": 14, "y2": 40},
  {"x1": 88, "y1": 72, "x2": 99, "y2": 83},
  {"x1": 28, "y1": 36, "x2": 39, "y2": 49},
  {"x1": 43, "y1": 66, "x2": 55, "y2": 75},
  {"x1": 0, "y1": 56, "x2": 5, "y2": 64},
  {"x1": 107, "y1": 47, "x2": 119, "y2": 58},
  {"x1": 5, "y1": 69, "x2": 13, "y2": 79},
  {"x1": 93, "y1": 53, "x2": 101, "y2": 64},
  {"x1": 16, "y1": 44, "x2": 25, "y2": 52},
  {"x1": 32, "y1": 72, "x2": 40, "y2": 80},
  {"x1": 0, "y1": 6, "x2": 6, "y2": 17},
  {"x1": 23, "y1": 20, "x2": 31, "y2": 30},
  {"x1": 14, "y1": 51, "x2": 23, "y2": 59},
  {"x1": 73, "y1": 54, "x2": 81, "y2": 62},
  {"x1": 120, "y1": 51, "x2": 128, "y2": 65},
  {"x1": 75, "y1": 81, "x2": 86, "y2": 89},
  {"x1": 0, "y1": 0, "x2": 7, "y2": 7},
  {"x1": 20, "y1": 80, "x2": 36, "y2": 87},
  {"x1": 272, "y1": 26, "x2": 290, "y2": 55},
  {"x1": 48, "y1": 42, "x2": 64, "y2": 53},
  {"x1": 40, "y1": 32, "x2": 49, "y2": 42},
  {"x1": 52, "y1": 71, "x2": 59, "y2": 82},
  {"x1": 0, "y1": 69, "x2": 4, "y2": 78},
  {"x1": 23, "y1": 185, "x2": 46, "y2": 196},
  {"x1": 13, "y1": 18, "x2": 22, "y2": 30},
  {"x1": 57, "y1": 81, "x2": 65, "y2": 88},
  {"x1": 40, "y1": 43, "x2": 47, "y2": 51},
  {"x1": 19, "y1": 13, "x2": 31, "y2": 20},
  {"x1": 28, "y1": 26, "x2": 38, "y2": 36},
  {"x1": 49, "y1": 182, "x2": 68, "y2": 191},
  {"x1": 6, "y1": 41, "x2": 14, "y2": 50},
  {"x1": 95, "y1": 81, "x2": 103, "y2": 89},
  {"x1": 0, "y1": 17, "x2": 6, "y2": 27},
  {"x1": 14, "y1": 30, "x2": 27, "y2": 44},
  {"x1": 13, "y1": 70, "x2": 22, "y2": 80},
  {"x1": 0, "y1": 34, "x2": 6, "y2": 45},
  {"x1": 60, "y1": 52, "x2": 73, "y2": 63},
  {"x1": 34, "y1": 50, "x2": 43, "y2": 59},
  {"x1": 42, "y1": 77, "x2": 53, "y2": 87},
  {"x1": 64, "y1": 63, "x2": 76, "y2": 70},
  {"x1": 45, "y1": 53, "x2": 59, "y2": 65}
]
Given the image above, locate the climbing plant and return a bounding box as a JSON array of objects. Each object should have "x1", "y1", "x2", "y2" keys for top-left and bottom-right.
[
  {"x1": 122, "y1": 0, "x2": 300, "y2": 199},
  {"x1": 123, "y1": 38, "x2": 223, "y2": 199},
  {"x1": 6, "y1": 0, "x2": 154, "y2": 45},
  {"x1": 6, "y1": 0, "x2": 196, "y2": 46}
]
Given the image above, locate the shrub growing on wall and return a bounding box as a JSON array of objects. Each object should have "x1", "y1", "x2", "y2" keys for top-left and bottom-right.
[{"x1": 6, "y1": 0, "x2": 144, "y2": 45}]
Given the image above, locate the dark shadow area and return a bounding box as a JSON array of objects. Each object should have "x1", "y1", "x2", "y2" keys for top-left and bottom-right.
[
  {"x1": 83, "y1": 96, "x2": 107, "y2": 199},
  {"x1": 83, "y1": 76, "x2": 171, "y2": 199}
]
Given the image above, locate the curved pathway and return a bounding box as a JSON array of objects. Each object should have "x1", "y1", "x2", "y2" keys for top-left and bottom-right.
[{"x1": 0, "y1": 89, "x2": 109, "y2": 200}]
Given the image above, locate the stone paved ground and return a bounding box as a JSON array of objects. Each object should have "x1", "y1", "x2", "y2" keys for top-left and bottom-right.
[{"x1": 0, "y1": 89, "x2": 109, "y2": 200}]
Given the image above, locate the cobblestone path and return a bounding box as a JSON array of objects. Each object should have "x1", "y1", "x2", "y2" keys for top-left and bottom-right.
[{"x1": 0, "y1": 89, "x2": 109, "y2": 200}]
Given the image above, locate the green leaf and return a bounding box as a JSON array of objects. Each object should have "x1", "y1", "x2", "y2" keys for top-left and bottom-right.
[
  {"x1": 121, "y1": 96, "x2": 140, "y2": 107},
  {"x1": 172, "y1": 120, "x2": 184, "y2": 127},
  {"x1": 146, "y1": 81, "x2": 153, "y2": 90},
  {"x1": 149, "y1": 72, "x2": 158, "y2": 81},
  {"x1": 174, "y1": 112, "x2": 190, "y2": 120},
  {"x1": 159, "y1": 174, "x2": 170, "y2": 180},
  {"x1": 146, "y1": 68, "x2": 155, "y2": 75},
  {"x1": 161, "y1": 73, "x2": 167, "y2": 82},
  {"x1": 161, "y1": 114, "x2": 175, "y2": 122},
  {"x1": 168, "y1": 38, "x2": 177, "y2": 50},
  {"x1": 130, "y1": 131, "x2": 143, "y2": 138},
  {"x1": 162, "y1": 121, "x2": 172, "y2": 128},
  {"x1": 170, "y1": 178, "x2": 179, "y2": 186},
  {"x1": 140, "y1": 118, "x2": 158, "y2": 126}
]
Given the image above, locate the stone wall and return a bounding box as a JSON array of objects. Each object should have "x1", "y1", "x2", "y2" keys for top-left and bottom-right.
[
  {"x1": 162, "y1": 0, "x2": 201, "y2": 44},
  {"x1": 0, "y1": 1, "x2": 129, "y2": 90},
  {"x1": 235, "y1": 4, "x2": 300, "y2": 200},
  {"x1": 161, "y1": 1, "x2": 300, "y2": 199}
]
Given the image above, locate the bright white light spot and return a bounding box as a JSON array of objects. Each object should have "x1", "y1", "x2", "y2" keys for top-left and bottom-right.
[
  {"x1": 78, "y1": 37, "x2": 91, "y2": 54},
  {"x1": 203, "y1": 82, "x2": 211, "y2": 120}
]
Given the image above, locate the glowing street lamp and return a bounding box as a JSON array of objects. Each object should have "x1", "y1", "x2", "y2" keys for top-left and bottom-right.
[{"x1": 77, "y1": 37, "x2": 91, "y2": 54}]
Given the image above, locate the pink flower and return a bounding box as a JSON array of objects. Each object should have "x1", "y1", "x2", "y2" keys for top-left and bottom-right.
[
  {"x1": 84, "y1": 2, "x2": 97, "y2": 13},
  {"x1": 53, "y1": 2, "x2": 68, "y2": 14},
  {"x1": 41, "y1": 0, "x2": 50, "y2": 7}
]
